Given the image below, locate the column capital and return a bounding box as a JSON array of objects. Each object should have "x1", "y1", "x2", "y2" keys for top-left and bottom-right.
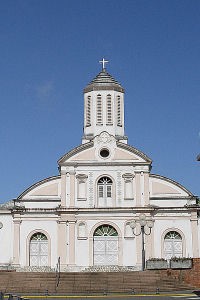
[
  {"x1": 69, "y1": 171, "x2": 76, "y2": 175},
  {"x1": 13, "y1": 220, "x2": 22, "y2": 225}
]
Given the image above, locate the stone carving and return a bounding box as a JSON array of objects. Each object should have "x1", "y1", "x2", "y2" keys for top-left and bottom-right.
[{"x1": 97, "y1": 132, "x2": 115, "y2": 144}]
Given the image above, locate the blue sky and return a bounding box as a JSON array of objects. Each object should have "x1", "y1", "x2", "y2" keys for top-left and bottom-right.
[{"x1": 0, "y1": 0, "x2": 199, "y2": 203}]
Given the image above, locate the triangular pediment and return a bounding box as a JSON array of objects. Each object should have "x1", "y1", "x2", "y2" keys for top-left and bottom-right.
[
  {"x1": 58, "y1": 139, "x2": 151, "y2": 165},
  {"x1": 116, "y1": 142, "x2": 152, "y2": 163}
]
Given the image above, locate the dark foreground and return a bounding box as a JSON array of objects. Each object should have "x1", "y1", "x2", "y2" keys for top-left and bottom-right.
[{"x1": 3, "y1": 290, "x2": 200, "y2": 300}]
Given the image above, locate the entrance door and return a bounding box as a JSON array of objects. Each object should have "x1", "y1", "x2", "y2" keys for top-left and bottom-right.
[
  {"x1": 30, "y1": 232, "x2": 48, "y2": 266},
  {"x1": 93, "y1": 225, "x2": 118, "y2": 265},
  {"x1": 164, "y1": 231, "x2": 182, "y2": 259}
]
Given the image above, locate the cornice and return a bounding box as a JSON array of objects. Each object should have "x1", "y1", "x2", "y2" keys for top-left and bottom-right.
[
  {"x1": 60, "y1": 161, "x2": 150, "y2": 167},
  {"x1": 3, "y1": 204, "x2": 200, "y2": 215}
]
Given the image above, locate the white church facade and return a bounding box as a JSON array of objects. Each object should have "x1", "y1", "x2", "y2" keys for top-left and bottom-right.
[{"x1": 0, "y1": 61, "x2": 198, "y2": 271}]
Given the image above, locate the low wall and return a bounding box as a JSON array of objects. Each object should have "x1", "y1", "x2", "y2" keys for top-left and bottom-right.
[{"x1": 159, "y1": 258, "x2": 200, "y2": 288}]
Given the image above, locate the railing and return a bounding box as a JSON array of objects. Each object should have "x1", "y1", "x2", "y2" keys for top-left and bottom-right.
[{"x1": 55, "y1": 257, "x2": 61, "y2": 291}]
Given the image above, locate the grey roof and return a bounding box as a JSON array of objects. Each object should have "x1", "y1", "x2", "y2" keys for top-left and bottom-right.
[{"x1": 84, "y1": 68, "x2": 124, "y2": 93}]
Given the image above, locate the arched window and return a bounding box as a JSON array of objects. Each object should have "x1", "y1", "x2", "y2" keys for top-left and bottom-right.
[
  {"x1": 97, "y1": 177, "x2": 112, "y2": 207},
  {"x1": 93, "y1": 225, "x2": 118, "y2": 265},
  {"x1": 96, "y1": 94, "x2": 103, "y2": 125},
  {"x1": 117, "y1": 95, "x2": 122, "y2": 126},
  {"x1": 94, "y1": 225, "x2": 118, "y2": 236},
  {"x1": 29, "y1": 232, "x2": 48, "y2": 267},
  {"x1": 164, "y1": 231, "x2": 182, "y2": 259},
  {"x1": 106, "y1": 94, "x2": 112, "y2": 125},
  {"x1": 86, "y1": 96, "x2": 91, "y2": 127}
]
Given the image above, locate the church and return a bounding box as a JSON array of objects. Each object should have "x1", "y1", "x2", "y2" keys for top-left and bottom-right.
[{"x1": 0, "y1": 60, "x2": 198, "y2": 272}]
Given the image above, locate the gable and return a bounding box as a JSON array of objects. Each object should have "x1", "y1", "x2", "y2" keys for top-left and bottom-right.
[
  {"x1": 58, "y1": 139, "x2": 152, "y2": 165},
  {"x1": 114, "y1": 147, "x2": 142, "y2": 161},
  {"x1": 150, "y1": 174, "x2": 192, "y2": 197},
  {"x1": 68, "y1": 148, "x2": 96, "y2": 161},
  {"x1": 31, "y1": 182, "x2": 58, "y2": 196},
  {"x1": 18, "y1": 176, "x2": 61, "y2": 200}
]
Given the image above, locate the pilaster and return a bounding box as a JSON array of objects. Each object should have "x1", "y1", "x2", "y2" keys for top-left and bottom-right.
[
  {"x1": 57, "y1": 220, "x2": 67, "y2": 267},
  {"x1": 68, "y1": 220, "x2": 76, "y2": 265},
  {"x1": 190, "y1": 211, "x2": 199, "y2": 257},
  {"x1": 135, "y1": 172, "x2": 141, "y2": 206},
  {"x1": 143, "y1": 172, "x2": 150, "y2": 206},
  {"x1": 69, "y1": 171, "x2": 76, "y2": 208},
  {"x1": 13, "y1": 218, "x2": 21, "y2": 266},
  {"x1": 61, "y1": 170, "x2": 67, "y2": 206}
]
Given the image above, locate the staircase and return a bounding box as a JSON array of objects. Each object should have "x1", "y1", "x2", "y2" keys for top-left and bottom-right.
[{"x1": 0, "y1": 270, "x2": 195, "y2": 295}]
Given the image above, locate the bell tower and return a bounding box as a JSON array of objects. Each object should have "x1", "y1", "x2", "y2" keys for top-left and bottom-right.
[{"x1": 82, "y1": 59, "x2": 127, "y2": 144}]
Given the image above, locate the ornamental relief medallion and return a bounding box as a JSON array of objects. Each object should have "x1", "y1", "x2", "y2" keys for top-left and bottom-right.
[{"x1": 96, "y1": 132, "x2": 115, "y2": 144}]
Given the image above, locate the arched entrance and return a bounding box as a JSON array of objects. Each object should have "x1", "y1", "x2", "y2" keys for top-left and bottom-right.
[
  {"x1": 29, "y1": 232, "x2": 48, "y2": 266},
  {"x1": 164, "y1": 231, "x2": 182, "y2": 259},
  {"x1": 93, "y1": 225, "x2": 118, "y2": 265}
]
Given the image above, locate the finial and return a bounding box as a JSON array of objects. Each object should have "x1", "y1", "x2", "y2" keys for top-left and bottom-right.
[{"x1": 99, "y1": 58, "x2": 109, "y2": 71}]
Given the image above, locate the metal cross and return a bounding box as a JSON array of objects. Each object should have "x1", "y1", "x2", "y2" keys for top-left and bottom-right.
[{"x1": 99, "y1": 58, "x2": 109, "y2": 70}]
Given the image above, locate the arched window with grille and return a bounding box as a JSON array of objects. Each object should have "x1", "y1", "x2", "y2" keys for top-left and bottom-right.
[
  {"x1": 106, "y1": 94, "x2": 113, "y2": 125},
  {"x1": 164, "y1": 231, "x2": 183, "y2": 259},
  {"x1": 97, "y1": 176, "x2": 113, "y2": 207},
  {"x1": 96, "y1": 94, "x2": 103, "y2": 125},
  {"x1": 29, "y1": 232, "x2": 48, "y2": 267}
]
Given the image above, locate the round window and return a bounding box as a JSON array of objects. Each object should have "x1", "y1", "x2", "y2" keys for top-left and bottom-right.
[{"x1": 100, "y1": 148, "x2": 110, "y2": 158}]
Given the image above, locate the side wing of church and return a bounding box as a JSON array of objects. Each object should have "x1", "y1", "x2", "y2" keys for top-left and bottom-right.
[{"x1": 0, "y1": 62, "x2": 198, "y2": 271}]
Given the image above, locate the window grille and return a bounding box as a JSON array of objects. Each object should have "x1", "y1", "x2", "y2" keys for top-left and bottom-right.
[
  {"x1": 86, "y1": 96, "x2": 91, "y2": 126},
  {"x1": 106, "y1": 94, "x2": 113, "y2": 125},
  {"x1": 117, "y1": 96, "x2": 122, "y2": 126},
  {"x1": 96, "y1": 95, "x2": 103, "y2": 125},
  {"x1": 94, "y1": 225, "x2": 118, "y2": 236}
]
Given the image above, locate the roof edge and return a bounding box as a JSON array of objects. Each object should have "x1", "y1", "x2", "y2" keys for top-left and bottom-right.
[
  {"x1": 17, "y1": 175, "x2": 61, "y2": 200},
  {"x1": 150, "y1": 173, "x2": 195, "y2": 197},
  {"x1": 116, "y1": 142, "x2": 152, "y2": 163},
  {"x1": 58, "y1": 141, "x2": 94, "y2": 164}
]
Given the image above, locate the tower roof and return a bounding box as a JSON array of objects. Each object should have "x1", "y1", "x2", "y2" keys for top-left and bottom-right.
[{"x1": 84, "y1": 68, "x2": 124, "y2": 93}]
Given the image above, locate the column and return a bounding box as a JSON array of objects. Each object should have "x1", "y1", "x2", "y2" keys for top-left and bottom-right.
[
  {"x1": 68, "y1": 221, "x2": 76, "y2": 265},
  {"x1": 57, "y1": 220, "x2": 67, "y2": 268},
  {"x1": 13, "y1": 219, "x2": 21, "y2": 266},
  {"x1": 190, "y1": 211, "x2": 199, "y2": 257}
]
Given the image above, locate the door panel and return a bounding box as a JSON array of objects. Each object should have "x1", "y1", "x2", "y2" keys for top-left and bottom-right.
[
  {"x1": 30, "y1": 240, "x2": 48, "y2": 266},
  {"x1": 94, "y1": 236, "x2": 118, "y2": 265}
]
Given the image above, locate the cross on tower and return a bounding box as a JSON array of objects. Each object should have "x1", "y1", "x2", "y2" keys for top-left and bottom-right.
[{"x1": 99, "y1": 58, "x2": 109, "y2": 70}]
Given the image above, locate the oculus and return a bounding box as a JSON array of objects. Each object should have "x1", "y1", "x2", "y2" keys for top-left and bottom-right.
[{"x1": 100, "y1": 148, "x2": 110, "y2": 158}]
